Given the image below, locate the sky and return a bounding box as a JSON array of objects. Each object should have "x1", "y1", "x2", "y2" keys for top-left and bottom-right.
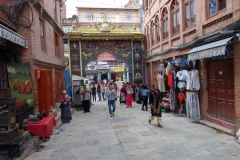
[{"x1": 65, "y1": 0, "x2": 141, "y2": 18}]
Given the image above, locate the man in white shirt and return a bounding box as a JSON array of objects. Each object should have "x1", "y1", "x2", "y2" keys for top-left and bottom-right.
[{"x1": 81, "y1": 85, "x2": 91, "y2": 113}]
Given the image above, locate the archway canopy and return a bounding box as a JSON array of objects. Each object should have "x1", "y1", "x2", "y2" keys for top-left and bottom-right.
[{"x1": 97, "y1": 52, "x2": 116, "y2": 61}]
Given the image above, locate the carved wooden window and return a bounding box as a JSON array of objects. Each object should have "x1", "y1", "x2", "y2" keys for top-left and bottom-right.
[
  {"x1": 54, "y1": 32, "x2": 60, "y2": 58},
  {"x1": 155, "y1": 16, "x2": 160, "y2": 42},
  {"x1": 151, "y1": 21, "x2": 155, "y2": 46},
  {"x1": 172, "y1": 0, "x2": 180, "y2": 34},
  {"x1": 209, "y1": 0, "x2": 226, "y2": 16},
  {"x1": 185, "y1": 0, "x2": 196, "y2": 28},
  {"x1": 39, "y1": 18, "x2": 45, "y2": 52},
  {"x1": 162, "y1": 8, "x2": 168, "y2": 39}
]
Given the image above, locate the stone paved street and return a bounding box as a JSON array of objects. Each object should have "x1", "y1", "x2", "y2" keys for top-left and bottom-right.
[{"x1": 25, "y1": 101, "x2": 240, "y2": 160}]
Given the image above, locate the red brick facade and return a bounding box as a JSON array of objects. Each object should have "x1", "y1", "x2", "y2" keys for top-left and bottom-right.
[
  {"x1": 143, "y1": 0, "x2": 240, "y2": 130},
  {"x1": 0, "y1": 0, "x2": 65, "y2": 113}
]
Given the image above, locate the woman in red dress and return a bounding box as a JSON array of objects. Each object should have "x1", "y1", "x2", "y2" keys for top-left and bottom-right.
[{"x1": 125, "y1": 85, "x2": 133, "y2": 108}]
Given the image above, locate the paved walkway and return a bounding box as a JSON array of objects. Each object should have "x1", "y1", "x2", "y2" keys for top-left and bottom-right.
[{"x1": 26, "y1": 101, "x2": 240, "y2": 160}]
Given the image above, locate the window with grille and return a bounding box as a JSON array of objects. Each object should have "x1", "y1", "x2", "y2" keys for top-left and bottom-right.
[
  {"x1": 155, "y1": 16, "x2": 160, "y2": 42},
  {"x1": 209, "y1": 0, "x2": 226, "y2": 16},
  {"x1": 172, "y1": 0, "x2": 180, "y2": 34},
  {"x1": 125, "y1": 13, "x2": 133, "y2": 21},
  {"x1": 85, "y1": 12, "x2": 94, "y2": 21},
  {"x1": 39, "y1": 18, "x2": 45, "y2": 52},
  {"x1": 185, "y1": 0, "x2": 196, "y2": 28},
  {"x1": 54, "y1": 32, "x2": 60, "y2": 58},
  {"x1": 162, "y1": 8, "x2": 169, "y2": 39}
]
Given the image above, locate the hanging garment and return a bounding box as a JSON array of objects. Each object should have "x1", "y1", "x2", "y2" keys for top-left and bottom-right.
[
  {"x1": 157, "y1": 73, "x2": 165, "y2": 92},
  {"x1": 177, "y1": 81, "x2": 186, "y2": 91},
  {"x1": 159, "y1": 63, "x2": 165, "y2": 72},
  {"x1": 176, "y1": 70, "x2": 188, "y2": 81},
  {"x1": 168, "y1": 72, "x2": 174, "y2": 88},
  {"x1": 165, "y1": 62, "x2": 172, "y2": 76},
  {"x1": 186, "y1": 91, "x2": 201, "y2": 121},
  {"x1": 170, "y1": 89, "x2": 176, "y2": 111},
  {"x1": 178, "y1": 92, "x2": 185, "y2": 104},
  {"x1": 186, "y1": 69, "x2": 200, "y2": 91}
]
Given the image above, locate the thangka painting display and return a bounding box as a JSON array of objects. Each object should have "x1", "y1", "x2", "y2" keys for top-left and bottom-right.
[
  {"x1": 70, "y1": 41, "x2": 81, "y2": 75},
  {"x1": 133, "y1": 41, "x2": 143, "y2": 84},
  {"x1": 7, "y1": 62, "x2": 35, "y2": 107}
]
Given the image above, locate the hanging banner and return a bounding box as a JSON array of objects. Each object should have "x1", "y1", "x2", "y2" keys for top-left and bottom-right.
[{"x1": 133, "y1": 41, "x2": 143, "y2": 84}]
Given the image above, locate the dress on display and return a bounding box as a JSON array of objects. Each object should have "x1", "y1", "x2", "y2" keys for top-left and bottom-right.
[
  {"x1": 157, "y1": 73, "x2": 165, "y2": 92},
  {"x1": 186, "y1": 69, "x2": 201, "y2": 121}
]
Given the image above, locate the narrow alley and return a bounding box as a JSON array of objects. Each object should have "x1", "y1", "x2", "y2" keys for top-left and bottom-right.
[{"x1": 25, "y1": 102, "x2": 240, "y2": 160}]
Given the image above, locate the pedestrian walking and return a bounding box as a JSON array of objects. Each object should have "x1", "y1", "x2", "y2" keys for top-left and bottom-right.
[
  {"x1": 60, "y1": 90, "x2": 72, "y2": 123},
  {"x1": 135, "y1": 85, "x2": 141, "y2": 104},
  {"x1": 97, "y1": 83, "x2": 102, "y2": 101},
  {"x1": 141, "y1": 85, "x2": 149, "y2": 111},
  {"x1": 106, "y1": 83, "x2": 117, "y2": 117},
  {"x1": 148, "y1": 84, "x2": 163, "y2": 127},
  {"x1": 91, "y1": 84, "x2": 96, "y2": 102},
  {"x1": 81, "y1": 85, "x2": 91, "y2": 113},
  {"x1": 125, "y1": 84, "x2": 133, "y2": 108},
  {"x1": 120, "y1": 85, "x2": 126, "y2": 104},
  {"x1": 102, "y1": 84, "x2": 106, "y2": 101}
]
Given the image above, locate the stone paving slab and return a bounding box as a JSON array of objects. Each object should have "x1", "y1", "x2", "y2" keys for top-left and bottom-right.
[{"x1": 25, "y1": 100, "x2": 240, "y2": 160}]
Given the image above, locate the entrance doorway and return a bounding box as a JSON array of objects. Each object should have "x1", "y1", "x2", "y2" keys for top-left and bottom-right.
[
  {"x1": 208, "y1": 59, "x2": 235, "y2": 122},
  {"x1": 38, "y1": 70, "x2": 54, "y2": 115}
]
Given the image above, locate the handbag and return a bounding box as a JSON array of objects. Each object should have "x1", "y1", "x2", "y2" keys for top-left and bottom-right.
[{"x1": 127, "y1": 90, "x2": 133, "y2": 94}]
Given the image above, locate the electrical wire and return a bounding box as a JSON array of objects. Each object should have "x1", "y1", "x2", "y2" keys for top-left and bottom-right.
[{"x1": 0, "y1": 0, "x2": 35, "y2": 28}]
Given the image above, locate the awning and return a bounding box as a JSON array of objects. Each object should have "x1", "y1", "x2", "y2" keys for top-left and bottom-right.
[
  {"x1": 188, "y1": 36, "x2": 234, "y2": 60},
  {"x1": 0, "y1": 24, "x2": 28, "y2": 48}
]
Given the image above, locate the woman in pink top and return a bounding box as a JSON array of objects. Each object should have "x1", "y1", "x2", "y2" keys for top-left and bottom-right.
[{"x1": 125, "y1": 85, "x2": 133, "y2": 108}]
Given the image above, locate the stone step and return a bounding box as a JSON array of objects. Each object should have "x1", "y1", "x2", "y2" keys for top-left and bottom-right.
[{"x1": 0, "y1": 136, "x2": 39, "y2": 160}]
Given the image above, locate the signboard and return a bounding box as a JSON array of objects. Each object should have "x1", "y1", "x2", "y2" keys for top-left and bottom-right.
[
  {"x1": 112, "y1": 67, "x2": 124, "y2": 72},
  {"x1": 0, "y1": 24, "x2": 28, "y2": 48},
  {"x1": 0, "y1": 38, "x2": 6, "y2": 48},
  {"x1": 87, "y1": 64, "x2": 109, "y2": 70}
]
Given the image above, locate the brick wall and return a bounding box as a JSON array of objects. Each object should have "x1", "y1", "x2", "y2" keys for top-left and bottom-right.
[{"x1": 234, "y1": 41, "x2": 240, "y2": 128}]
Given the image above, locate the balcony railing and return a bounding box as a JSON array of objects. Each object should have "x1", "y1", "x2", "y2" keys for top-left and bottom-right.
[
  {"x1": 78, "y1": 17, "x2": 141, "y2": 24},
  {"x1": 62, "y1": 19, "x2": 77, "y2": 24}
]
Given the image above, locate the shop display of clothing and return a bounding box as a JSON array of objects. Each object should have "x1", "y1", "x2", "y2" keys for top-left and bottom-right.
[
  {"x1": 170, "y1": 89, "x2": 176, "y2": 111},
  {"x1": 157, "y1": 73, "x2": 165, "y2": 92},
  {"x1": 168, "y1": 72, "x2": 174, "y2": 88},
  {"x1": 186, "y1": 91, "x2": 201, "y2": 121},
  {"x1": 165, "y1": 62, "x2": 172, "y2": 76},
  {"x1": 176, "y1": 70, "x2": 188, "y2": 91},
  {"x1": 186, "y1": 69, "x2": 200, "y2": 91},
  {"x1": 159, "y1": 63, "x2": 165, "y2": 72},
  {"x1": 178, "y1": 92, "x2": 185, "y2": 104}
]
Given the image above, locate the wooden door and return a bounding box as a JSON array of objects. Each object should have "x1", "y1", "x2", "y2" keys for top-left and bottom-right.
[
  {"x1": 38, "y1": 70, "x2": 53, "y2": 114},
  {"x1": 208, "y1": 59, "x2": 235, "y2": 122},
  {"x1": 55, "y1": 70, "x2": 63, "y2": 103}
]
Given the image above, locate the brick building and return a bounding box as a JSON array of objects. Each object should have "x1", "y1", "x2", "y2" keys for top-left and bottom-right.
[
  {"x1": 143, "y1": 0, "x2": 240, "y2": 131},
  {"x1": 0, "y1": 0, "x2": 65, "y2": 114}
]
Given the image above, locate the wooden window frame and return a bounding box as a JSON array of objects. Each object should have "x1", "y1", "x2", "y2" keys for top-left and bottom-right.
[
  {"x1": 172, "y1": 0, "x2": 180, "y2": 35},
  {"x1": 54, "y1": 31, "x2": 60, "y2": 58},
  {"x1": 162, "y1": 8, "x2": 169, "y2": 40},
  {"x1": 39, "y1": 18, "x2": 46, "y2": 52},
  {"x1": 151, "y1": 21, "x2": 155, "y2": 46},
  {"x1": 155, "y1": 16, "x2": 160, "y2": 43},
  {"x1": 208, "y1": 0, "x2": 226, "y2": 17},
  {"x1": 185, "y1": 0, "x2": 196, "y2": 29}
]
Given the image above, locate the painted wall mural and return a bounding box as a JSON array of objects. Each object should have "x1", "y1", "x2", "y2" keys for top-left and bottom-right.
[
  {"x1": 80, "y1": 40, "x2": 133, "y2": 80},
  {"x1": 70, "y1": 41, "x2": 80, "y2": 75},
  {"x1": 7, "y1": 62, "x2": 35, "y2": 107},
  {"x1": 133, "y1": 41, "x2": 143, "y2": 84}
]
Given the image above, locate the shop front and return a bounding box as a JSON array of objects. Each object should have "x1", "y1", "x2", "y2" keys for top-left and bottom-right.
[
  {"x1": 146, "y1": 35, "x2": 239, "y2": 131},
  {"x1": 187, "y1": 36, "x2": 237, "y2": 130}
]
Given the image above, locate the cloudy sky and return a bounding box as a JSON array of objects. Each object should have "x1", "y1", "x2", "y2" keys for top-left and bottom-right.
[{"x1": 65, "y1": 0, "x2": 141, "y2": 18}]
